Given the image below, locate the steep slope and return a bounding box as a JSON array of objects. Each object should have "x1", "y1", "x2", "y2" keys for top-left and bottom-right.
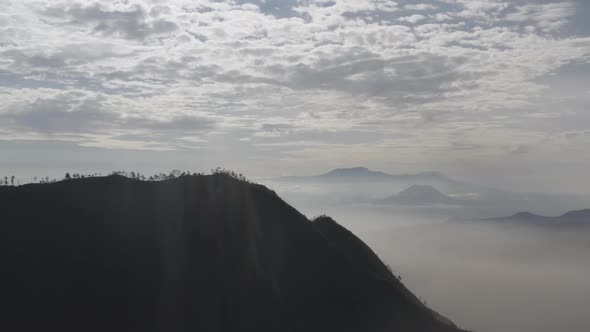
[
  {"x1": 0, "y1": 174, "x2": 467, "y2": 332},
  {"x1": 312, "y1": 215, "x2": 462, "y2": 329}
]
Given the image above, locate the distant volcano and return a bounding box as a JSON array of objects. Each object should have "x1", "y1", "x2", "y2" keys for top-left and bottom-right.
[
  {"x1": 322, "y1": 166, "x2": 391, "y2": 178},
  {"x1": 277, "y1": 166, "x2": 450, "y2": 184},
  {"x1": 378, "y1": 184, "x2": 460, "y2": 206},
  {"x1": 0, "y1": 174, "x2": 467, "y2": 332}
]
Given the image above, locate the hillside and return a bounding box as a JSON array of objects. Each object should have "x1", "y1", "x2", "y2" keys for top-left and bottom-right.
[{"x1": 0, "y1": 174, "x2": 467, "y2": 332}]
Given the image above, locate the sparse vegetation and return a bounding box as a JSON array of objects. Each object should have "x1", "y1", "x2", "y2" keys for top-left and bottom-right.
[
  {"x1": 1, "y1": 168, "x2": 252, "y2": 187},
  {"x1": 312, "y1": 214, "x2": 331, "y2": 222},
  {"x1": 210, "y1": 167, "x2": 251, "y2": 182}
]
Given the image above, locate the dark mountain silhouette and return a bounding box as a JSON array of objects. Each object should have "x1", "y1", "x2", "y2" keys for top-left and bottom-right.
[
  {"x1": 0, "y1": 174, "x2": 467, "y2": 332},
  {"x1": 486, "y1": 209, "x2": 590, "y2": 225},
  {"x1": 377, "y1": 185, "x2": 461, "y2": 206}
]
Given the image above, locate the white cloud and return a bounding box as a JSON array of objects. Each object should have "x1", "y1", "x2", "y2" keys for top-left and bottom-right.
[
  {"x1": 403, "y1": 3, "x2": 437, "y2": 11},
  {"x1": 505, "y1": 2, "x2": 577, "y2": 33},
  {"x1": 398, "y1": 14, "x2": 426, "y2": 23},
  {"x1": 0, "y1": 0, "x2": 589, "y2": 184}
]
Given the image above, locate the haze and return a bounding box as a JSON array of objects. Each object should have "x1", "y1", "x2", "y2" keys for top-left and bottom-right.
[
  {"x1": 1, "y1": 0, "x2": 590, "y2": 194},
  {"x1": 262, "y1": 171, "x2": 590, "y2": 332},
  {"x1": 1, "y1": 1, "x2": 590, "y2": 332}
]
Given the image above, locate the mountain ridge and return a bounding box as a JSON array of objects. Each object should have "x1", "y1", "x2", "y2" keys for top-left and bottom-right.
[
  {"x1": 485, "y1": 208, "x2": 590, "y2": 225},
  {"x1": 278, "y1": 167, "x2": 449, "y2": 182},
  {"x1": 0, "y1": 174, "x2": 467, "y2": 332}
]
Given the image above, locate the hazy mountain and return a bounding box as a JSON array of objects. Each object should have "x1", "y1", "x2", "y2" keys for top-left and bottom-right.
[
  {"x1": 279, "y1": 167, "x2": 451, "y2": 184},
  {"x1": 321, "y1": 166, "x2": 391, "y2": 179},
  {"x1": 560, "y1": 209, "x2": 590, "y2": 220},
  {"x1": 269, "y1": 167, "x2": 589, "y2": 218},
  {"x1": 377, "y1": 185, "x2": 461, "y2": 206},
  {"x1": 485, "y1": 209, "x2": 590, "y2": 226},
  {"x1": 275, "y1": 167, "x2": 505, "y2": 201},
  {"x1": 0, "y1": 174, "x2": 468, "y2": 332}
]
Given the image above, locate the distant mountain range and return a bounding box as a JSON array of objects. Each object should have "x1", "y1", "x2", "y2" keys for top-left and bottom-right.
[
  {"x1": 321, "y1": 167, "x2": 392, "y2": 179},
  {"x1": 485, "y1": 209, "x2": 590, "y2": 225},
  {"x1": 276, "y1": 167, "x2": 496, "y2": 196},
  {"x1": 376, "y1": 185, "x2": 462, "y2": 206},
  {"x1": 280, "y1": 167, "x2": 449, "y2": 183},
  {"x1": 273, "y1": 167, "x2": 588, "y2": 216}
]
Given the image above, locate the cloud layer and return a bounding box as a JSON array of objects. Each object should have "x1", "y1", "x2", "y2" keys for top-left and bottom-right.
[{"x1": 1, "y1": 0, "x2": 589, "y2": 188}]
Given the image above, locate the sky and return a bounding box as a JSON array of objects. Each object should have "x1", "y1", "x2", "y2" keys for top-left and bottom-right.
[{"x1": 1, "y1": 0, "x2": 589, "y2": 193}]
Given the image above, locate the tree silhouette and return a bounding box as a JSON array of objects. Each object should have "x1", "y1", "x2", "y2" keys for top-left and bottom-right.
[{"x1": 5, "y1": 168, "x2": 253, "y2": 186}]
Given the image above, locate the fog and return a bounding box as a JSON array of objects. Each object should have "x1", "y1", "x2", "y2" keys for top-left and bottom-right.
[
  {"x1": 365, "y1": 221, "x2": 590, "y2": 332},
  {"x1": 262, "y1": 178, "x2": 590, "y2": 332}
]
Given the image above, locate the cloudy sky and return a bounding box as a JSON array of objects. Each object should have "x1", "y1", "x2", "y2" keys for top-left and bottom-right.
[{"x1": 1, "y1": 0, "x2": 589, "y2": 193}]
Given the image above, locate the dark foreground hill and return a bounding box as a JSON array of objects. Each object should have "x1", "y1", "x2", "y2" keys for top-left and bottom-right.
[{"x1": 0, "y1": 174, "x2": 467, "y2": 332}]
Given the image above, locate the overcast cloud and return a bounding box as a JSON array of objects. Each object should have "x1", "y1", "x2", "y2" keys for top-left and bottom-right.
[{"x1": 1, "y1": 0, "x2": 589, "y2": 193}]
